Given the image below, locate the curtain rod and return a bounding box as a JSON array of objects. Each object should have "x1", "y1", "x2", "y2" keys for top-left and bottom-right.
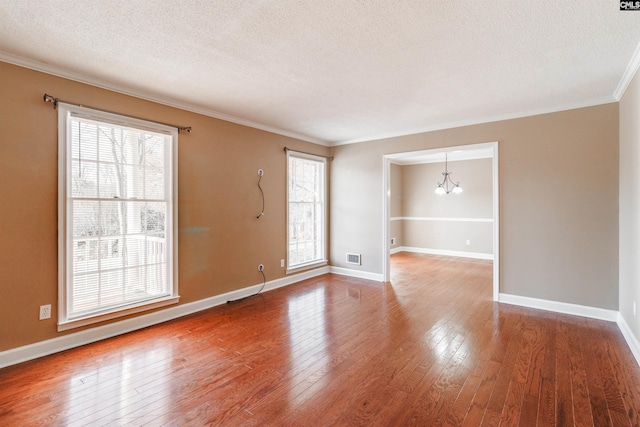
[
  {"x1": 43, "y1": 94, "x2": 192, "y2": 134},
  {"x1": 284, "y1": 147, "x2": 333, "y2": 160}
]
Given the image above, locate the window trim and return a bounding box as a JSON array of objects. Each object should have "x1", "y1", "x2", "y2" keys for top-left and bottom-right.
[
  {"x1": 57, "y1": 103, "x2": 179, "y2": 331},
  {"x1": 286, "y1": 150, "x2": 327, "y2": 273}
]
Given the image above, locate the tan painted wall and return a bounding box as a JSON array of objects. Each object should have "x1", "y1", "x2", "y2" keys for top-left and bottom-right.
[
  {"x1": 331, "y1": 104, "x2": 619, "y2": 309},
  {"x1": 398, "y1": 159, "x2": 493, "y2": 254},
  {"x1": 0, "y1": 61, "x2": 329, "y2": 352},
  {"x1": 619, "y1": 69, "x2": 640, "y2": 341}
]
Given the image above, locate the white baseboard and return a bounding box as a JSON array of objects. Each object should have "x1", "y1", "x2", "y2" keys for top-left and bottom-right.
[
  {"x1": 498, "y1": 293, "x2": 618, "y2": 322},
  {"x1": 394, "y1": 246, "x2": 494, "y2": 260},
  {"x1": 617, "y1": 313, "x2": 640, "y2": 368},
  {"x1": 390, "y1": 246, "x2": 403, "y2": 255},
  {"x1": 330, "y1": 266, "x2": 384, "y2": 282},
  {"x1": 0, "y1": 266, "x2": 330, "y2": 369}
]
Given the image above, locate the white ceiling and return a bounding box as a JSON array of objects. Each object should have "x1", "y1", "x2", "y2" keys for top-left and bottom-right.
[{"x1": 1, "y1": 1, "x2": 639, "y2": 146}]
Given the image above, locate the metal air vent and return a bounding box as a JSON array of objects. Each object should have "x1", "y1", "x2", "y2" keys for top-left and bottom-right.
[{"x1": 346, "y1": 253, "x2": 361, "y2": 265}]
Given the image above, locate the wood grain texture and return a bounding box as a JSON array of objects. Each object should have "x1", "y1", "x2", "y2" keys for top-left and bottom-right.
[{"x1": 1, "y1": 252, "x2": 639, "y2": 426}]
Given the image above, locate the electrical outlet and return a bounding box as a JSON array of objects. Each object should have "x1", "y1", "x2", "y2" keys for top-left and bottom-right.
[
  {"x1": 280, "y1": 259, "x2": 285, "y2": 268},
  {"x1": 634, "y1": 301, "x2": 637, "y2": 317},
  {"x1": 391, "y1": 237, "x2": 396, "y2": 245},
  {"x1": 466, "y1": 240, "x2": 471, "y2": 246},
  {"x1": 39, "y1": 304, "x2": 51, "y2": 320},
  {"x1": 258, "y1": 264, "x2": 264, "y2": 271}
]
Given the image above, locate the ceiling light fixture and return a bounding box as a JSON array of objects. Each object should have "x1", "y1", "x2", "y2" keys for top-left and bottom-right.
[{"x1": 435, "y1": 153, "x2": 463, "y2": 195}]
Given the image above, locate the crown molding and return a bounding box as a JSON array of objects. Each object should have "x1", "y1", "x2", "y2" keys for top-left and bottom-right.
[
  {"x1": 614, "y1": 40, "x2": 640, "y2": 101},
  {"x1": 0, "y1": 52, "x2": 330, "y2": 147},
  {"x1": 333, "y1": 96, "x2": 617, "y2": 146}
]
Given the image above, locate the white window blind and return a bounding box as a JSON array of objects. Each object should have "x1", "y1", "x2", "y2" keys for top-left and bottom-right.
[
  {"x1": 287, "y1": 152, "x2": 326, "y2": 270},
  {"x1": 58, "y1": 104, "x2": 178, "y2": 330}
]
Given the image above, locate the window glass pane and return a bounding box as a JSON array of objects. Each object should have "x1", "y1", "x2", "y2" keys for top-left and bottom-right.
[
  {"x1": 144, "y1": 202, "x2": 166, "y2": 237},
  {"x1": 145, "y1": 166, "x2": 164, "y2": 199},
  {"x1": 72, "y1": 239, "x2": 98, "y2": 275},
  {"x1": 99, "y1": 201, "x2": 123, "y2": 236},
  {"x1": 72, "y1": 200, "x2": 100, "y2": 237},
  {"x1": 71, "y1": 161, "x2": 97, "y2": 198},
  {"x1": 98, "y1": 163, "x2": 121, "y2": 198},
  {"x1": 99, "y1": 237, "x2": 120, "y2": 269},
  {"x1": 72, "y1": 273, "x2": 99, "y2": 313},
  {"x1": 71, "y1": 121, "x2": 98, "y2": 161},
  {"x1": 125, "y1": 237, "x2": 147, "y2": 268},
  {"x1": 126, "y1": 266, "x2": 146, "y2": 296},
  {"x1": 97, "y1": 124, "x2": 122, "y2": 163}
]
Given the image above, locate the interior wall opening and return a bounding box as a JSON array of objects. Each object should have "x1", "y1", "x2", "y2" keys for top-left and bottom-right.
[{"x1": 382, "y1": 142, "x2": 499, "y2": 300}]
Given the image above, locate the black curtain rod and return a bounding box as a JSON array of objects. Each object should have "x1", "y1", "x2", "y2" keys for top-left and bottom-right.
[
  {"x1": 43, "y1": 94, "x2": 192, "y2": 134},
  {"x1": 284, "y1": 147, "x2": 333, "y2": 161}
]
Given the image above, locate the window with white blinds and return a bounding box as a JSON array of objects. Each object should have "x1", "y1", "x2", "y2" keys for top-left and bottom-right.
[
  {"x1": 58, "y1": 103, "x2": 178, "y2": 330},
  {"x1": 287, "y1": 151, "x2": 327, "y2": 271}
]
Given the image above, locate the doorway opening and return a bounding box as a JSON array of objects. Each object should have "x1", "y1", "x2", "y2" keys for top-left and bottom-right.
[{"x1": 382, "y1": 142, "x2": 499, "y2": 300}]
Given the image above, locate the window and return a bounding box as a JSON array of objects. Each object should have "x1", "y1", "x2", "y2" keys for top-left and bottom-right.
[
  {"x1": 58, "y1": 104, "x2": 178, "y2": 330},
  {"x1": 287, "y1": 151, "x2": 327, "y2": 271}
]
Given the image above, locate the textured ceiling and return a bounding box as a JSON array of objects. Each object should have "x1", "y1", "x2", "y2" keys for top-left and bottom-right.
[{"x1": 0, "y1": 1, "x2": 639, "y2": 146}]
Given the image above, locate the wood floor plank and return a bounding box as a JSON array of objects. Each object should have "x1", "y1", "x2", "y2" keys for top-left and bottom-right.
[
  {"x1": 567, "y1": 321, "x2": 595, "y2": 426},
  {"x1": 500, "y1": 321, "x2": 543, "y2": 426},
  {"x1": 462, "y1": 360, "x2": 502, "y2": 426},
  {"x1": 1, "y1": 253, "x2": 639, "y2": 426},
  {"x1": 555, "y1": 321, "x2": 575, "y2": 426},
  {"x1": 443, "y1": 373, "x2": 483, "y2": 427},
  {"x1": 483, "y1": 315, "x2": 525, "y2": 420},
  {"x1": 535, "y1": 312, "x2": 557, "y2": 427}
]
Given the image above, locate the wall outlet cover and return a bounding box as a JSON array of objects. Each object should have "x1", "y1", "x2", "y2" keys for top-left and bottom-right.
[{"x1": 39, "y1": 304, "x2": 51, "y2": 320}]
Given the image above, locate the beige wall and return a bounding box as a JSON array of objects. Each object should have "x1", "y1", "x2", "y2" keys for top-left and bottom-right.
[
  {"x1": 390, "y1": 163, "x2": 403, "y2": 248},
  {"x1": 331, "y1": 104, "x2": 619, "y2": 309},
  {"x1": 0, "y1": 61, "x2": 329, "y2": 352},
  {"x1": 397, "y1": 159, "x2": 493, "y2": 254},
  {"x1": 620, "y1": 69, "x2": 640, "y2": 340},
  {"x1": 402, "y1": 160, "x2": 492, "y2": 218}
]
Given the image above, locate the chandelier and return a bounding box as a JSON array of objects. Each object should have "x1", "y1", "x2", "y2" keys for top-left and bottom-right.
[{"x1": 435, "y1": 153, "x2": 463, "y2": 195}]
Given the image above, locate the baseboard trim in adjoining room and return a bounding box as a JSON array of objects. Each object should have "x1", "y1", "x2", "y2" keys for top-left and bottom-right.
[
  {"x1": 393, "y1": 246, "x2": 494, "y2": 260},
  {"x1": 0, "y1": 266, "x2": 331, "y2": 369}
]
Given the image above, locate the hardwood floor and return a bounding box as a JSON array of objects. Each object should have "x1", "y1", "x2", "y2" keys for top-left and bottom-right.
[{"x1": 1, "y1": 252, "x2": 640, "y2": 426}]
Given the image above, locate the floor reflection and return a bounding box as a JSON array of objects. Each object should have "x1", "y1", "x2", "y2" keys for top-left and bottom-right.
[
  {"x1": 286, "y1": 286, "x2": 328, "y2": 404},
  {"x1": 65, "y1": 344, "x2": 174, "y2": 423}
]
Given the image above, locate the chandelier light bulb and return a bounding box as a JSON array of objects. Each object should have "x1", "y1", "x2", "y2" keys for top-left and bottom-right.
[
  {"x1": 435, "y1": 186, "x2": 446, "y2": 195},
  {"x1": 452, "y1": 185, "x2": 463, "y2": 194}
]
